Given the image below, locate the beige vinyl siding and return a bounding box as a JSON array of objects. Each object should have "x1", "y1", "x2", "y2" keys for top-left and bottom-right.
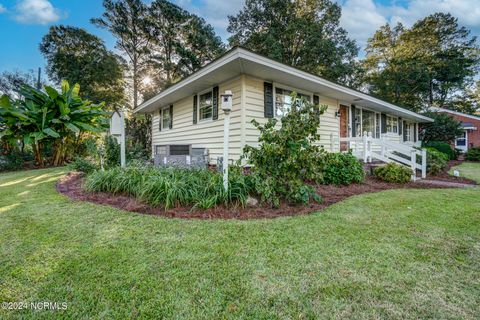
[
  {"x1": 151, "y1": 76, "x2": 243, "y2": 164},
  {"x1": 243, "y1": 76, "x2": 340, "y2": 152}
]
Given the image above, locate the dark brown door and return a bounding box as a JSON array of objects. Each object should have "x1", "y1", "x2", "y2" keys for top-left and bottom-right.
[{"x1": 339, "y1": 105, "x2": 349, "y2": 151}]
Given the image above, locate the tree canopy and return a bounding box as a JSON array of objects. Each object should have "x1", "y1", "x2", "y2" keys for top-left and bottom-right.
[
  {"x1": 227, "y1": 0, "x2": 359, "y2": 86},
  {"x1": 364, "y1": 13, "x2": 479, "y2": 112},
  {"x1": 39, "y1": 25, "x2": 126, "y2": 109}
]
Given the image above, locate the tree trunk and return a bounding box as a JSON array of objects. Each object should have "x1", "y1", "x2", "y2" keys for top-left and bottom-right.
[
  {"x1": 133, "y1": 56, "x2": 138, "y2": 109},
  {"x1": 33, "y1": 142, "x2": 43, "y2": 167}
]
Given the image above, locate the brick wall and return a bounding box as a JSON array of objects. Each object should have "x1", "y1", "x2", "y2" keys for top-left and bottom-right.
[{"x1": 441, "y1": 112, "x2": 480, "y2": 148}]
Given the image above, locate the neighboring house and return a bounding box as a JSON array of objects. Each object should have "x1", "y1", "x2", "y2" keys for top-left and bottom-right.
[
  {"x1": 431, "y1": 107, "x2": 480, "y2": 152},
  {"x1": 134, "y1": 47, "x2": 432, "y2": 166}
]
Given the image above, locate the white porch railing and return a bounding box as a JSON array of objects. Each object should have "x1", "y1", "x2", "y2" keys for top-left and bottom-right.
[{"x1": 330, "y1": 131, "x2": 427, "y2": 181}]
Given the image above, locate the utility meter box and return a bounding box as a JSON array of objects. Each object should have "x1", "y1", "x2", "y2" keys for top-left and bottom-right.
[{"x1": 221, "y1": 90, "x2": 233, "y2": 112}]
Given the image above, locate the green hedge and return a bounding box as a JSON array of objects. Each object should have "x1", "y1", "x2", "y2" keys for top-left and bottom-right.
[
  {"x1": 423, "y1": 141, "x2": 456, "y2": 160},
  {"x1": 374, "y1": 163, "x2": 412, "y2": 183},
  {"x1": 425, "y1": 147, "x2": 448, "y2": 175},
  {"x1": 465, "y1": 147, "x2": 480, "y2": 161},
  {"x1": 321, "y1": 152, "x2": 365, "y2": 185}
]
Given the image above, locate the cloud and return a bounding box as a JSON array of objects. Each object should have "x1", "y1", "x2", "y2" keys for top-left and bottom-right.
[
  {"x1": 340, "y1": 0, "x2": 480, "y2": 54},
  {"x1": 14, "y1": 0, "x2": 63, "y2": 25},
  {"x1": 340, "y1": 0, "x2": 387, "y2": 49},
  {"x1": 0, "y1": 4, "x2": 6, "y2": 13},
  {"x1": 171, "y1": 0, "x2": 244, "y2": 40}
]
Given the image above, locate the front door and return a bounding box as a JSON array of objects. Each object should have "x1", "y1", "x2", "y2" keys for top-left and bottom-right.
[{"x1": 339, "y1": 105, "x2": 349, "y2": 151}]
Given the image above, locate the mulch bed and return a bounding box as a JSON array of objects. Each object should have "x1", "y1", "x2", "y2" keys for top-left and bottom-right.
[{"x1": 56, "y1": 165, "x2": 476, "y2": 220}]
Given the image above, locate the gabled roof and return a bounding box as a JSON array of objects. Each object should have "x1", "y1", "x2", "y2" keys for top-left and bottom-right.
[
  {"x1": 135, "y1": 47, "x2": 432, "y2": 122},
  {"x1": 430, "y1": 107, "x2": 480, "y2": 122}
]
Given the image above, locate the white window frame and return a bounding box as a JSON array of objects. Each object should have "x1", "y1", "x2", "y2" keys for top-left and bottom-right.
[
  {"x1": 352, "y1": 106, "x2": 379, "y2": 137},
  {"x1": 273, "y1": 83, "x2": 313, "y2": 118},
  {"x1": 197, "y1": 88, "x2": 214, "y2": 123},
  {"x1": 386, "y1": 115, "x2": 398, "y2": 134},
  {"x1": 455, "y1": 130, "x2": 468, "y2": 150},
  {"x1": 404, "y1": 122, "x2": 412, "y2": 142},
  {"x1": 160, "y1": 106, "x2": 171, "y2": 131}
]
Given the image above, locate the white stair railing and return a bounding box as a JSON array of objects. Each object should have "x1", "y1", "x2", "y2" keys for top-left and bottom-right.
[{"x1": 331, "y1": 132, "x2": 427, "y2": 180}]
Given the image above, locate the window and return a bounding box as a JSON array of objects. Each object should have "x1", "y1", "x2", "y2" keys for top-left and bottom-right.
[
  {"x1": 161, "y1": 107, "x2": 170, "y2": 130},
  {"x1": 362, "y1": 110, "x2": 375, "y2": 136},
  {"x1": 199, "y1": 91, "x2": 213, "y2": 121},
  {"x1": 405, "y1": 123, "x2": 412, "y2": 141},
  {"x1": 386, "y1": 116, "x2": 398, "y2": 133},
  {"x1": 456, "y1": 131, "x2": 466, "y2": 146},
  {"x1": 275, "y1": 87, "x2": 311, "y2": 117}
]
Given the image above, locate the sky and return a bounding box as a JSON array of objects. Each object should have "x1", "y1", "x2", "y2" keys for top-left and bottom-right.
[{"x1": 0, "y1": 0, "x2": 479, "y2": 75}]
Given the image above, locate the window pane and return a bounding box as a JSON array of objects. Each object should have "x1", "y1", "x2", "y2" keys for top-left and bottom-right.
[
  {"x1": 275, "y1": 88, "x2": 310, "y2": 117},
  {"x1": 362, "y1": 110, "x2": 375, "y2": 136},
  {"x1": 199, "y1": 91, "x2": 213, "y2": 120},
  {"x1": 355, "y1": 108, "x2": 361, "y2": 137},
  {"x1": 200, "y1": 105, "x2": 212, "y2": 120},
  {"x1": 200, "y1": 92, "x2": 212, "y2": 107},
  {"x1": 162, "y1": 109, "x2": 170, "y2": 129}
]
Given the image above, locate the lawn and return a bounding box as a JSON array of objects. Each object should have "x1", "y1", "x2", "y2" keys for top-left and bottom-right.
[
  {"x1": 449, "y1": 162, "x2": 480, "y2": 183},
  {"x1": 0, "y1": 167, "x2": 479, "y2": 319}
]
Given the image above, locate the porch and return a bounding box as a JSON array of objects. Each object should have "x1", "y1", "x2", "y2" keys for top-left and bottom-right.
[{"x1": 330, "y1": 131, "x2": 427, "y2": 181}]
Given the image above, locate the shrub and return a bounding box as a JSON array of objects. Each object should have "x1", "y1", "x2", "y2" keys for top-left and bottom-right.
[
  {"x1": 242, "y1": 93, "x2": 326, "y2": 207},
  {"x1": 68, "y1": 157, "x2": 99, "y2": 174},
  {"x1": 423, "y1": 141, "x2": 456, "y2": 160},
  {"x1": 0, "y1": 150, "x2": 33, "y2": 172},
  {"x1": 104, "y1": 135, "x2": 120, "y2": 168},
  {"x1": 374, "y1": 163, "x2": 412, "y2": 183},
  {"x1": 321, "y1": 152, "x2": 364, "y2": 185},
  {"x1": 84, "y1": 166, "x2": 250, "y2": 210},
  {"x1": 425, "y1": 147, "x2": 448, "y2": 175},
  {"x1": 465, "y1": 147, "x2": 480, "y2": 161}
]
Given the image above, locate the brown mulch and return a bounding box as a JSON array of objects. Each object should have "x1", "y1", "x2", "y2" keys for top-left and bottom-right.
[{"x1": 56, "y1": 167, "x2": 476, "y2": 220}]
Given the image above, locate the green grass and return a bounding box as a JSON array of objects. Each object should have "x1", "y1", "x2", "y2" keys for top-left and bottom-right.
[
  {"x1": 0, "y1": 168, "x2": 479, "y2": 319},
  {"x1": 449, "y1": 162, "x2": 480, "y2": 183}
]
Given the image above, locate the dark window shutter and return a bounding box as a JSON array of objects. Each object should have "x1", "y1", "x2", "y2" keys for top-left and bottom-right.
[
  {"x1": 381, "y1": 113, "x2": 387, "y2": 134},
  {"x1": 414, "y1": 123, "x2": 417, "y2": 142},
  {"x1": 313, "y1": 95, "x2": 320, "y2": 116},
  {"x1": 158, "y1": 109, "x2": 161, "y2": 132},
  {"x1": 169, "y1": 105, "x2": 173, "y2": 129},
  {"x1": 212, "y1": 86, "x2": 219, "y2": 120},
  {"x1": 403, "y1": 122, "x2": 407, "y2": 141},
  {"x1": 193, "y1": 95, "x2": 197, "y2": 124},
  {"x1": 351, "y1": 105, "x2": 356, "y2": 137},
  {"x1": 398, "y1": 118, "x2": 402, "y2": 135},
  {"x1": 264, "y1": 82, "x2": 274, "y2": 118}
]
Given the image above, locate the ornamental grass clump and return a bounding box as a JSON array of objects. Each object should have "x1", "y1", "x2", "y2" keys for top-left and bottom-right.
[{"x1": 84, "y1": 165, "x2": 249, "y2": 210}]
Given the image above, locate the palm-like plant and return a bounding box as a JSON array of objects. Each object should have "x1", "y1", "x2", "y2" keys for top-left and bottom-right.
[{"x1": 0, "y1": 81, "x2": 109, "y2": 166}]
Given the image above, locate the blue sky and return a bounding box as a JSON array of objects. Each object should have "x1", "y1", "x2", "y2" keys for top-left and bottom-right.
[{"x1": 0, "y1": 0, "x2": 479, "y2": 74}]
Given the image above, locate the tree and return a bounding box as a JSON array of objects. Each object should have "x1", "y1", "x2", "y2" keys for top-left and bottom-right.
[
  {"x1": 420, "y1": 111, "x2": 463, "y2": 144},
  {"x1": 91, "y1": 0, "x2": 150, "y2": 109},
  {"x1": 364, "y1": 13, "x2": 479, "y2": 112},
  {"x1": 39, "y1": 25, "x2": 126, "y2": 109},
  {"x1": 0, "y1": 69, "x2": 46, "y2": 100},
  {"x1": 0, "y1": 81, "x2": 109, "y2": 166},
  {"x1": 446, "y1": 81, "x2": 480, "y2": 115},
  {"x1": 227, "y1": 0, "x2": 359, "y2": 85},
  {"x1": 146, "y1": 0, "x2": 224, "y2": 89}
]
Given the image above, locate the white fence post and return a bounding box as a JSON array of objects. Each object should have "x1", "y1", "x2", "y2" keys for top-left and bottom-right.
[
  {"x1": 363, "y1": 131, "x2": 368, "y2": 162},
  {"x1": 410, "y1": 150, "x2": 417, "y2": 181},
  {"x1": 421, "y1": 149, "x2": 427, "y2": 179}
]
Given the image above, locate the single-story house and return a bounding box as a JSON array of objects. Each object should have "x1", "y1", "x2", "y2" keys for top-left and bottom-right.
[
  {"x1": 134, "y1": 47, "x2": 432, "y2": 166},
  {"x1": 431, "y1": 107, "x2": 480, "y2": 152}
]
